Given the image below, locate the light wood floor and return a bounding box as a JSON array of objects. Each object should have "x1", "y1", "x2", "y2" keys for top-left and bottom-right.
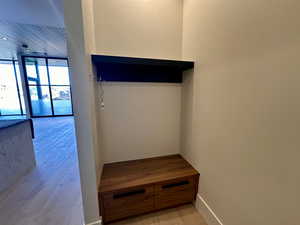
[
  {"x1": 0, "y1": 117, "x2": 83, "y2": 225},
  {"x1": 111, "y1": 204, "x2": 207, "y2": 225}
]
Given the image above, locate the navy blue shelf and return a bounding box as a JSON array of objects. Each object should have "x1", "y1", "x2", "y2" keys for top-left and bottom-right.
[{"x1": 91, "y1": 55, "x2": 194, "y2": 83}]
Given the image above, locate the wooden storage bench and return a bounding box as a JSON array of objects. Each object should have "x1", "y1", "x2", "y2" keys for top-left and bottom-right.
[{"x1": 98, "y1": 154, "x2": 200, "y2": 224}]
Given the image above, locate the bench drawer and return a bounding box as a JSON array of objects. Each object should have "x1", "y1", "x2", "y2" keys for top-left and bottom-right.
[
  {"x1": 102, "y1": 185, "x2": 155, "y2": 222},
  {"x1": 155, "y1": 176, "x2": 196, "y2": 209}
]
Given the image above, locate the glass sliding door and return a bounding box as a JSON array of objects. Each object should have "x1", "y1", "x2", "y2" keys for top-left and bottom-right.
[
  {"x1": 51, "y1": 86, "x2": 72, "y2": 115},
  {"x1": 23, "y1": 57, "x2": 73, "y2": 117},
  {"x1": 28, "y1": 85, "x2": 53, "y2": 116},
  {"x1": 0, "y1": 60, "x2": 25, "y2": 116},
  {"x1": 48, "y1": 59, "x2": 72, "y2": 115},
  {"x1": 14, "y1": 62, "x2": 26, "y2": 115},
  {"x1": 24, "y1": 57, "x2": 52, "y2": 116}
]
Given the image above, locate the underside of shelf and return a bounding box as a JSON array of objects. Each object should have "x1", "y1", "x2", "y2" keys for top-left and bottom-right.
[{"x1": 91, "y1": 55, "x2": 194, "y2": 83}]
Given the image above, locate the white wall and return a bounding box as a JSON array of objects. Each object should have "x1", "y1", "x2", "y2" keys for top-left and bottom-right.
[
  {"x1": 181, "y1": 0, "x2": 300, "y2": 225},
  {"x1": 63, "y1": 0, "x2": 101, "y2": 223},
  {"x1": 99, "y1": 82, "x2": 181, "y2": 163},
  {"x1": 81, "y1": 0, "x2": 103, "y2": 185},
  {"x1": 93, "y1": 0, "x2": 183, "y2": 59},
  {"x1": 93, "y1": 0, "x2": 183, "y2": 163}
]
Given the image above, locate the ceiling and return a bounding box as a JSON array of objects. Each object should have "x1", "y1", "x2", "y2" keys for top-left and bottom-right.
[
  {"x1": 0, "y1": 0, "x2": 64, "y2": 28},
  {"x1": 0, "y1": 0, "x2": 67, "y2": 59}
]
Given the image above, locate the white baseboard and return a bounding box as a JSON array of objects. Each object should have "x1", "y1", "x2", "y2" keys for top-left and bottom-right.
[
  {"x1": 85, "y1": 219, "x2": 102, "y2": 225},
  {"x1": 194, "y1": 194, "x2": 224, "y2": 225}
]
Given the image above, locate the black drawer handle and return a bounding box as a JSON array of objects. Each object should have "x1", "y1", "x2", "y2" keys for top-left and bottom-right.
[
  {"x1": 113, "y1": 189, "x2": 146, "y2": 199},
  {"x1": 162, "y1": 180, "x2": 189, "y2": 189}
]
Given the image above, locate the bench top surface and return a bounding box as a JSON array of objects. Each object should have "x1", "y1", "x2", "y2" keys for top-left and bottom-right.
[{"x1": 99, "y1": 154, "x2": 199, "y2": 193}]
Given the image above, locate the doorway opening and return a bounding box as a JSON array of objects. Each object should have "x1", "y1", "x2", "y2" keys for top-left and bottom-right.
[{"x1": 0, "y1": 56, "x2": 84, "y2": 224}]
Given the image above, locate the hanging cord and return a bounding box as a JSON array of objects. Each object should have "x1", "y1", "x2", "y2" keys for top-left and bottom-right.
[{"x1": 98, "y1": 74, "x2": 105, "y2": 108}]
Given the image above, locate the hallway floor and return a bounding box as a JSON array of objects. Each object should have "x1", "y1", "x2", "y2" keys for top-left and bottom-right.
[
  {"x1": 0, "y1": 117, "x2": 83, "y2": 225},
  {"x1": 111, "y1": 204, "x2": 207, "y2": 225}
]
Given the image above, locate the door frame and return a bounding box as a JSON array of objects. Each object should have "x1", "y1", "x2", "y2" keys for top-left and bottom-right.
[{"x1": 22, "y1": 56, "x2": 74, "y2": 118}]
